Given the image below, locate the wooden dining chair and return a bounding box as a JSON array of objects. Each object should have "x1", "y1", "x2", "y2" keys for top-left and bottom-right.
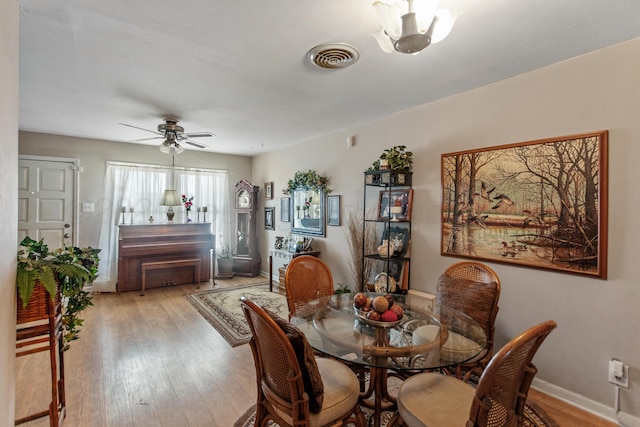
[
  {"x1": 285, "y1": 255, "x2": 334, "y2": 319},
  {"x1": 389, "y1": 320, "x2": 557, "y2": 427},
  {"x1": 438, "y1": 261, "x2": 501, "y2": 381},
  {"x1": 240, "y1": 296, "x2": 367, "y2": 427}
]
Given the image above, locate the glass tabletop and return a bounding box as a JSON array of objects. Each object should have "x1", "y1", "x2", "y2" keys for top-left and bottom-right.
[{"x1": 291, "y1": 292, "x2": 487, "y2": 371}]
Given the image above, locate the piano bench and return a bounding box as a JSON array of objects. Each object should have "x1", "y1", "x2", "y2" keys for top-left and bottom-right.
[{"x1": 140, "y1": 258, "x2": 202, "y2": 296}]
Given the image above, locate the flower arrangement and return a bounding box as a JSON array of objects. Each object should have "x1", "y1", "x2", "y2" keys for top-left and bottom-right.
[
  {"x1": 283, "y1": 170, "x2": 331, "y2": 195},
  {"x1": 182, "y1": 194, "x2": 194, "y2": 211},
  {"x1": 303, "y1": 197, "x2": 313, "y2": 217}
]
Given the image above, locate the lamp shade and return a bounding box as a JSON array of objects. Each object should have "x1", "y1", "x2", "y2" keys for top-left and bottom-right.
[
  {"x1": 160, "y1": 139, "x2": 184, "y2": 155},
  {"x1": 372, "y1": 0, "x2": 458, "y2": 54},
  {"x1": 159, "y1": 189, "x2": 181, "y2": 206}
]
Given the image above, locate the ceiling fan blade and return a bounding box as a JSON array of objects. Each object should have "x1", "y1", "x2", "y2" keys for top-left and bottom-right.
[
  {"x1": 185, "y1": 132, "x2": 216, "y2": 138},
  {"x1": 184, "y1": 139, "x2": 209, "y2": 149},
  {"x1": 132, "y1": 136, "x2": 164, "y2": 142},
  {"x1": 118, "y1": 122, "x2": 163, "y2": 135}
]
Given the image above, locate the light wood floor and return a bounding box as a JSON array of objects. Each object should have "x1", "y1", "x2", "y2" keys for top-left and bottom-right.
[{"x1": 16, "y1": 276, "x2": 616, "y2": 427}]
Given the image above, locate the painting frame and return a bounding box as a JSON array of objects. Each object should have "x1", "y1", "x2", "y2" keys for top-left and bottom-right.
[
  {"x1": 280, "y1": 197, "x2": 291, "y2": 222},
  {"x1": 264, "y1": 207, "x2": 275, "y2": 230},
  {"x1": 378, "y1": 189, "x2": 413, "y2": 221},
  {"x1": 441, "y1": 130, "x2": 608, "y2": 279},
  {"x1": 265, "y1": 182, "x2": 274, "y2": 200},
  {"x1": 327, "y1": 195, "x2": 341, "y2": 226}
]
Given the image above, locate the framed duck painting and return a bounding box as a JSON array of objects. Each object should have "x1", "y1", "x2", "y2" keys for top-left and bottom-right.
[{"x1": 441, "y1": 130, "x2": 608, "y2": 279}]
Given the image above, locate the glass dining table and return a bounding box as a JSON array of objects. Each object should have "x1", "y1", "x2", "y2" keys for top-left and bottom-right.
[{"x1": 291, "y1": 293, "x2": 487, "y2": 427}]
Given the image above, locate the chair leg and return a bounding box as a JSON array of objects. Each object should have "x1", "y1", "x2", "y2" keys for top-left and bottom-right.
[{"x1": 387, "y1": 412, "x2": 405, "y2": 426}]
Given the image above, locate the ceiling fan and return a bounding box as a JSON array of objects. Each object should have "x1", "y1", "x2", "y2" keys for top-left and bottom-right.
[{"x1": 119, "y1": 119, "x2": 215, "y2": 154}]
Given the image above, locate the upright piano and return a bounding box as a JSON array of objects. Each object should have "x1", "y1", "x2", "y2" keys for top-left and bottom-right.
[{"x1": 117, "y1": 223, "x2": 215, "y2": 293}]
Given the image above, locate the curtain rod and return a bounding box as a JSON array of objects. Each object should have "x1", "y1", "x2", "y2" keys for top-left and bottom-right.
[{"x1": 105, "y1": 160, "x2": 228, "y2": 174}]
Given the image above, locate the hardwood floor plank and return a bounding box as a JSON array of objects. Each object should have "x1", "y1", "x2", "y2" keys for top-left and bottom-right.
[{"x1": 15, "y1": 276, "x2": 614, "y2": 427}]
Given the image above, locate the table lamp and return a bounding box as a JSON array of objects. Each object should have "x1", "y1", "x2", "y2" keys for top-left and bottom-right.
[{"x1": 159, "y1": 189, "x2": 181, "y2": 223}]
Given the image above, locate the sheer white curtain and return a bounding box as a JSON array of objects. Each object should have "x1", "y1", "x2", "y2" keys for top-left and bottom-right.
[{"x1": 94, "y1": 161, "x2": 230, "y2": 292}]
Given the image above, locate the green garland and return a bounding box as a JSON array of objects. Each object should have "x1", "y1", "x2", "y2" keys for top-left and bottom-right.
[{"x1": 283, "y1": 170, "x2": 331, "y2": 195}]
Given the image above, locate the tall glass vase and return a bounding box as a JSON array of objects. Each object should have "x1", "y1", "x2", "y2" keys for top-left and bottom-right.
[{"x1": 185, "y1": 210, "x2": 192, "y2": 223}]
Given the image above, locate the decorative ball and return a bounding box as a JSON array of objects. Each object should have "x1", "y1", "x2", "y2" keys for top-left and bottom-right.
[
  {"x1": 381, "y1": 309, "x2": 399, "y2": 322},
  {"x1": 367, "y1": 310, "x2": 381, "y2": 321},
  {"x1": 384, "y1": 294, "x2": 395, "y2": 308},
  {"x1": 372, "y1": 296, "x2": 390, "y2": 313},
  {"x1": 353, "y1": 293, "x2": 368, "y2": 308},
  {"x1": 390, "y1": 304, "x2": 404, "y2": 320}
]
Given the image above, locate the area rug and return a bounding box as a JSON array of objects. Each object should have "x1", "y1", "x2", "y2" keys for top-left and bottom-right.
[
  {"x1": 185, "y1": 283, "x2": 289, "y2": 346},
  {"x1": 233, "y1": 400, "x2": 558, "y2": 427}
]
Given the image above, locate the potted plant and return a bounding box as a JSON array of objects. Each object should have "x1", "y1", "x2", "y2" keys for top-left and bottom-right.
[
  {"x1": 16, "y1": 236, "x2": 100, "y2": 350},
  {"x1": 366, "y1": 145, "x2": 414, "y2": 172},
  {"x1": 215, "y1": 238, "x2": 235, "y2": 279}
]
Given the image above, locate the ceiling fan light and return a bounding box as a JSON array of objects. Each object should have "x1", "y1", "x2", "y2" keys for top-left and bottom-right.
[{"x1": 159, "y1": 139, "x2": 184, "y2": 155}]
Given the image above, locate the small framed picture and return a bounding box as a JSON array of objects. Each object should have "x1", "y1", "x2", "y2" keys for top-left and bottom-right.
[
  {"x1": 288, "y1": 241, "x2": 297, "y2": 253},
  {"x1": 280, "y1": 197, "x2": 291, "y2": 222},
  {"x1": 327, "y1": 195, "x2": 340, "y2": 226},
  {"x1": 264, "y1": 207, "x2": 275, "y2": 230},
  {"x1": 382, "y1": 225, "x2": 410, "y2": 256},
  {"x1": 378, "y1": 189, "x2": 414, "y2": 220},
  {"x1": 265, "y1": 182, "x2": 274, "y2": 200}
]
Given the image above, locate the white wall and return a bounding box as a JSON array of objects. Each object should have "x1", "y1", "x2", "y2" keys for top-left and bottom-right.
[
  {"x1": 253, "y1": 38, "x2": 640, "y2": 423},
  {"x1": 0, "y1": 0, "x2": 19, "y2": 423},
  {"x1": 19, "y1": 133, "x2": 254, "y2": 249}
]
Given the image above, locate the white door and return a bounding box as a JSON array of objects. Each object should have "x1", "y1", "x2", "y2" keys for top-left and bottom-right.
[{"x1": 18, "y1": 157, "x2": 76, "y2": 249}]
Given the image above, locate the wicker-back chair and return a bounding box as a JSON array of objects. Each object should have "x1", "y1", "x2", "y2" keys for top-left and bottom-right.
[
  {"x1": 240, "y1": 297, "x2": 366, "y2": 427},
  {"x1": 438, "y1": 261, "x2": 501, "y2": 381},
  {"x1": 285, "y1": 255, "x2": 334, "y2": 319},
  {"x1": 390, "y1": 320, "x2": 557, "y2": 427}
]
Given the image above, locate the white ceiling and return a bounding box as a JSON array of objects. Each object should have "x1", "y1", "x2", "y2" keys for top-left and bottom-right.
[{"x1": 18, "y1": 0, "x2": 640, "y2": 156}]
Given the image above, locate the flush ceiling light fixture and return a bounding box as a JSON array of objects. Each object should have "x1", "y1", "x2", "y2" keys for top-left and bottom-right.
[{"x1": 372, "y1": 0, "x2": 458, "y2": 55}]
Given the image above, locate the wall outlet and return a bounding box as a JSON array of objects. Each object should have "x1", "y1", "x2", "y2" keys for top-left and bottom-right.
[
  {"x1": 609, "y1": 359, "x2": 629, "y2": 388},
  {"x1": 82, "y1": 203, "x2": 94, "y2": 213}
]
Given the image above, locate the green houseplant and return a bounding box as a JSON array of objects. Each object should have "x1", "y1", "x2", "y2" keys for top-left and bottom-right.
[
  {"x1": 366, "y1": 145, "x2": 414, "y2": 172},
  {"x1": 283, "y1": 170, "x2": 331, "y2": 195},
  {"x1": 216, "y1": 238, "x2": 235, "y2": 278},
  {"x1": 17, "y1": 236, "x2": 100, "y2": 350}
]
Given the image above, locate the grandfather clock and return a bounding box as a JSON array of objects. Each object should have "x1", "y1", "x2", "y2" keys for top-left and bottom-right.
[{"x1": 232, "y1": 179, "x2": 261, "y2": 276}]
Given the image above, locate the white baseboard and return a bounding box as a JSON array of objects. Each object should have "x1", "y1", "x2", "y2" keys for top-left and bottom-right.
[{"x1": 532, "y1": 377, "x2": 640, "y2": 426}]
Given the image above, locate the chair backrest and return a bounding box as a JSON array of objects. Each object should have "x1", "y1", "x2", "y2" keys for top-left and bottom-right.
[
  {"x1": 439, "y1": 262, "x2": 501, "y2": 356},
  {"x1": 285, "y1": 255, "x2": 334, "y2": 319},
  {"x1": 469, "y1": 320, "x2": 557, "y2": 427},
  {"x1": 240, "y1": 297, "x2": 309, "y2": 421}
]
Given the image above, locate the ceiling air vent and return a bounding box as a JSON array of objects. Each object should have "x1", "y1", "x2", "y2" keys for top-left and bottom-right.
[{"x1": 307, "y1": 43, "x2": 360, "y2": 69}]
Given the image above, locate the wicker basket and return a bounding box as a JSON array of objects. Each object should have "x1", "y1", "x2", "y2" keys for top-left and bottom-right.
[{"x1": 16, "y1": 281, "x2": 60, "y2": 324}]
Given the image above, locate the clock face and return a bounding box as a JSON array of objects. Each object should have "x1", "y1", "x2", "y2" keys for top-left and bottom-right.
[{"x1": 237, "y1": 189, "x2": 251, "y2": 208}]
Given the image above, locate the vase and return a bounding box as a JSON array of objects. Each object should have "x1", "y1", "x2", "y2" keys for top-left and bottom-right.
[
  {"x1": 186, "y1": 210, "x2": 192, "y2": 223},
  {"x1": 377, "y1": 239, "x2": 395, "y2": 258}
]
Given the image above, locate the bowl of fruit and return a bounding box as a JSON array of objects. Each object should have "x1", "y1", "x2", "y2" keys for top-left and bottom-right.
[{"x1": 352, "y1": 293, "x2": 405, "y2": 328}]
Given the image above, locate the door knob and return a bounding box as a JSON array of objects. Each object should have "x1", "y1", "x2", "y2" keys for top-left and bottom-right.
[
  {"x1": 64, "y1": 233, "x2": 71, "y2": 238},
  {"x1": 64, "y1": 223, "x2": 71, "y2": 228}
]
